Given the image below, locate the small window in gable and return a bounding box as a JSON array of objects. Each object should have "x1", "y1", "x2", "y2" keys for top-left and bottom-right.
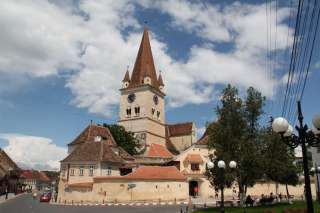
[{"x1": 94, "y1": 136, "x2": 102, "y2": 142}]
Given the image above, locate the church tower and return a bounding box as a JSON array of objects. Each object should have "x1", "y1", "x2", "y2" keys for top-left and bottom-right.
[{"x1": 118, "y1": 27, "x2": 166, "y2": 151}]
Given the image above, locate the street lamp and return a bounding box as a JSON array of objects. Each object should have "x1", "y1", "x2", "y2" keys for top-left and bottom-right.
[
  {"x1": 272, "y1": 101, "x2": 320, "y2": 213},
  {"x1": 207, "y1": 160, "x2": 237, "y2": 213},
  {"x1": 310, "y1": 165, "x2": 320, "y2": 203}
]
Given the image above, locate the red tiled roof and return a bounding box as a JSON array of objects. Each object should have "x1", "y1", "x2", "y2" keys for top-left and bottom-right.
[
  {"x1": 127, "y1": 27, "x2": 162, "y2": 92},
  {"x1": 21, "y1": 170, "x2": 50, "y2": 182},
  {"x1": 94, "y1": 166, "x2": 186, "y2": 181},
  {"x1": 167, "y1": 122, "x2": 193, "y2": 137},
  {"x1": 61, "y1": 141, "x2": 134, "y2": 163},
  {"x1": 68, "y1": 182, "x2": 93, "y2": 188},
  {"x1": 146, "y1": 144, "x2": 173, "y2": 158},
  {"x1": 185, "y1": 154, "x2": 203, "y2": 164},
  {"x1": 68, "y1": 124, "x2": 116, "y2": 146}
]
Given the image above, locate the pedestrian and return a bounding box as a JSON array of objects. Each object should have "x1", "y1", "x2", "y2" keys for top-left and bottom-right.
[
  {"x1": 5, "y1": 186, "x2": 8, "y2": 200},
  {"x1": 215, "y1": 190, "x2": 219, "y2": 200},
  {"x1": 232, "y1": 187, "x2": 237, "y2": 200}
]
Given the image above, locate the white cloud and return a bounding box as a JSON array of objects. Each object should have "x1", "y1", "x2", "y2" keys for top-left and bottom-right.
[
  {"x1": 0, "y1": 0, "x2": 292, "y2": 117},
  {"x1": 0, "y1": 133, "x2": 67, "y2": 170}
]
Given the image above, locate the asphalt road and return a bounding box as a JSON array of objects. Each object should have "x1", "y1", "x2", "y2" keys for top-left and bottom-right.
[{"x1": 0, "y1": 194, "x2": 186, "y2": 213}]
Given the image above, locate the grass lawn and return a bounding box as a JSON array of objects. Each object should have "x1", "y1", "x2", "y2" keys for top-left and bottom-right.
[{"x1": 193, "y1": 201, "x2": 320, "y2": 213}]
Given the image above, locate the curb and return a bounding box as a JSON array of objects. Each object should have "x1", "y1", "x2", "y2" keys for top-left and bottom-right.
[
  {"x1": 0, "y1": 193, "x2": 25, "y2": 205},
  {"x1": 51, "y1": 201, "x2": 188, "y2": 207}
]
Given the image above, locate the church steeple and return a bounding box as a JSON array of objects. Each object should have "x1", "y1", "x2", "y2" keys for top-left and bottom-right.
[{"x1": 128, "y1": 27, "x2": 160, "y2": 91}]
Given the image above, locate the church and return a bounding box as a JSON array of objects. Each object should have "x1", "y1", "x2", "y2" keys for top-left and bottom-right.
[
  {"x1": 57, "y1": 28, "x2": 310, "y2": 204},
  {"x1": 57, "y1": 27, "x2": 200, "y2": 203}
]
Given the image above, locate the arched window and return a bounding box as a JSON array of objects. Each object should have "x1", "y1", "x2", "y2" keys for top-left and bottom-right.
[
  {"x1": 126, "y1": 107, "x2": 131, "y2": 117},
  {"x1": 157, "y1": 111, "x2": 160, "y2": 119},
  {"x1": 135, "y1": 106, "x2": 140, "y2": 116}
]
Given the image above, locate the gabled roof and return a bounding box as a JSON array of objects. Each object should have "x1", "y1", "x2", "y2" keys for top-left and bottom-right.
[
  {"x1": 184, "y1": 154, "x2": 203, "y2": 163},
  {"x1": 167, "y1": 122, "x2": 194, "y2": 137},
  {"x1": 127, "y1": 27, "x2": 161, "y2": 92},
  {"x1": 21, "y1": 170, "x2": 50, "y2": 182},
  {"x1": 94, "y1": 166, "x2": 186, "y2": 181},
  {"x1": 61, "y1": 141, "x2": 134, "y2": 163},
  {"x1": 0, "y1": 148, "x2": 19, "y2": 173},
  {"x1": 68, "y1": 124, "x2": 116, "y2": 146},
  {"x1": 146, "y1": 144, "x2": 173, "y2": 158}
]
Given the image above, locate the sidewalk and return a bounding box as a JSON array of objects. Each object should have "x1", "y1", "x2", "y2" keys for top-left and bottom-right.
[{"x1": 0, "y1": 193, "x2": 19, "y2": 204}]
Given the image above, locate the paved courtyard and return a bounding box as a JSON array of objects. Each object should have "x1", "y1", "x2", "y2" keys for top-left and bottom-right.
[{"x1": 0, "y1": 194, "x2": 187, "y2": 213}]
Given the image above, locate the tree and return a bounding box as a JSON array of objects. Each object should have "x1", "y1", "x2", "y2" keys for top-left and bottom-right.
[
  {"x1": 206, "y1": 85, "x2": 266, "y2": 206},
  {"x1": 261, "y1": 128, "x2": 299, "y2": 199},
  {"x1": 206, "y1": 85, "x2": 246, "y2": 194},
  {"x1": 102, "y1": 123, "x2": 140, "y2": 155}
]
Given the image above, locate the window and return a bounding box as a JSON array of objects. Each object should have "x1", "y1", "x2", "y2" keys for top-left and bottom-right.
[
  {"x1": 157, "y1": 111, "x2": 160, "y2": 119},
  {"x1": 70, "y1": 169, "x2": 74, "y2": 176},
  {"x1": 89, "y1": 165, "x2": 94, "y2": 176},
  {"x1": 134, "y1": 106, "x2": 140, "y2": 116},
  {"x1": 191, "y1": 163, "x2": 200, "y2": 171},
  {"x1": 79, "y1": 166, "x2": 84, "y2": 176},
  {"x1": 126, "y1": 108, "x2": 131, "y2": 117},
  {"x1": 151, "y1": 108, "x2": 155, "y2": 116},
  {"x1": 107, "y1": 167, "x2": 112, "y2": 176}
]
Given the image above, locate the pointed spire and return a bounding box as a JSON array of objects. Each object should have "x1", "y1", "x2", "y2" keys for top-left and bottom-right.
[
  {"x1": 122, "y1": 69, "x2": 130, "y2": 82},
  {"x1": 158, "y1": 72, "x2": 164, "y2": 86},
  {"x1": 129, "y1": 27, "x2": 159, "y2": 90}
]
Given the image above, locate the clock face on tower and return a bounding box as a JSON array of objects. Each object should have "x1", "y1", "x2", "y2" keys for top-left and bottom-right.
[
  {"x1": 127, "y1": 93, "x2": 136, "y2": 103},
  {"x1": 153, "y1": 95, "x2": 159, "y2": 105}
]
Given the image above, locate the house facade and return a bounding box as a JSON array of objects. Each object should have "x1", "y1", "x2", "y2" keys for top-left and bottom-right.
[
  {"x1": 0, "y1": 148, "x2": 20, "y2": 195},
  {"x1": 20, "y1": 170, "x2": 50, "y2": 191}
]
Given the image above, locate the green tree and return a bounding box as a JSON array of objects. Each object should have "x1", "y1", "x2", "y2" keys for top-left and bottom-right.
[
  {"x1": 206, "y1": 85, "x2": 246, "y2": 193},
  {"x1": 206, "y1": 85, "x2": 266, "y2": 206},
  {"x1": 261, "y1": 129, "x2": 299, "y2": 199},
  {"x1": 102, "y1": 123, "x2": 140, "y2": 155}
]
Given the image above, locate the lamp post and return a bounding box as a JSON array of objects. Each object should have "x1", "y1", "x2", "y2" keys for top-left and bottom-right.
[
  {"x1": 310, "y1": 165, "x2": 320, "y2": 203},
  {"x1": 207, "y1": 160, "x2": 237, "y2": 213},
  {"x1": 272, "y1": 101, "x2": 320, "y2": 213}
]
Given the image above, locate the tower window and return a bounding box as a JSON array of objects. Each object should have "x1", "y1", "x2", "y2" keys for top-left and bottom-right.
[
  {"x1": 126, "y1": 108, "x2": 131, "y2": 117},
  {"x1": 157, "y1": 111, "x2": 160, "y2": 119},
  {"x1": 152, "y1": 108, "x2": 155, "y2": 115},
  {"x1": 135, "y1": 106, "x2": 140, "y2": 116}
]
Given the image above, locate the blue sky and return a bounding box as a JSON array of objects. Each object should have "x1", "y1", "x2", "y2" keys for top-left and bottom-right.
[{"x1": 0, "y1": 0, "x2": 319, "y2": 170}]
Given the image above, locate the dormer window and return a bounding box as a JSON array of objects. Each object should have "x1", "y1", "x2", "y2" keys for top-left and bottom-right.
[
  {"x1": 94, "y1": 136, "x2": 102, "y2": 142},
  {"x1": 135, "y1": 106, "x2": 140, "y2": 116}
]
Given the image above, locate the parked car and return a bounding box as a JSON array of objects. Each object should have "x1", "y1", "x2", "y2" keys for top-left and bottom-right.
[{"x1": 39, "y1": 192, "x2": 51, "y2": 202}]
